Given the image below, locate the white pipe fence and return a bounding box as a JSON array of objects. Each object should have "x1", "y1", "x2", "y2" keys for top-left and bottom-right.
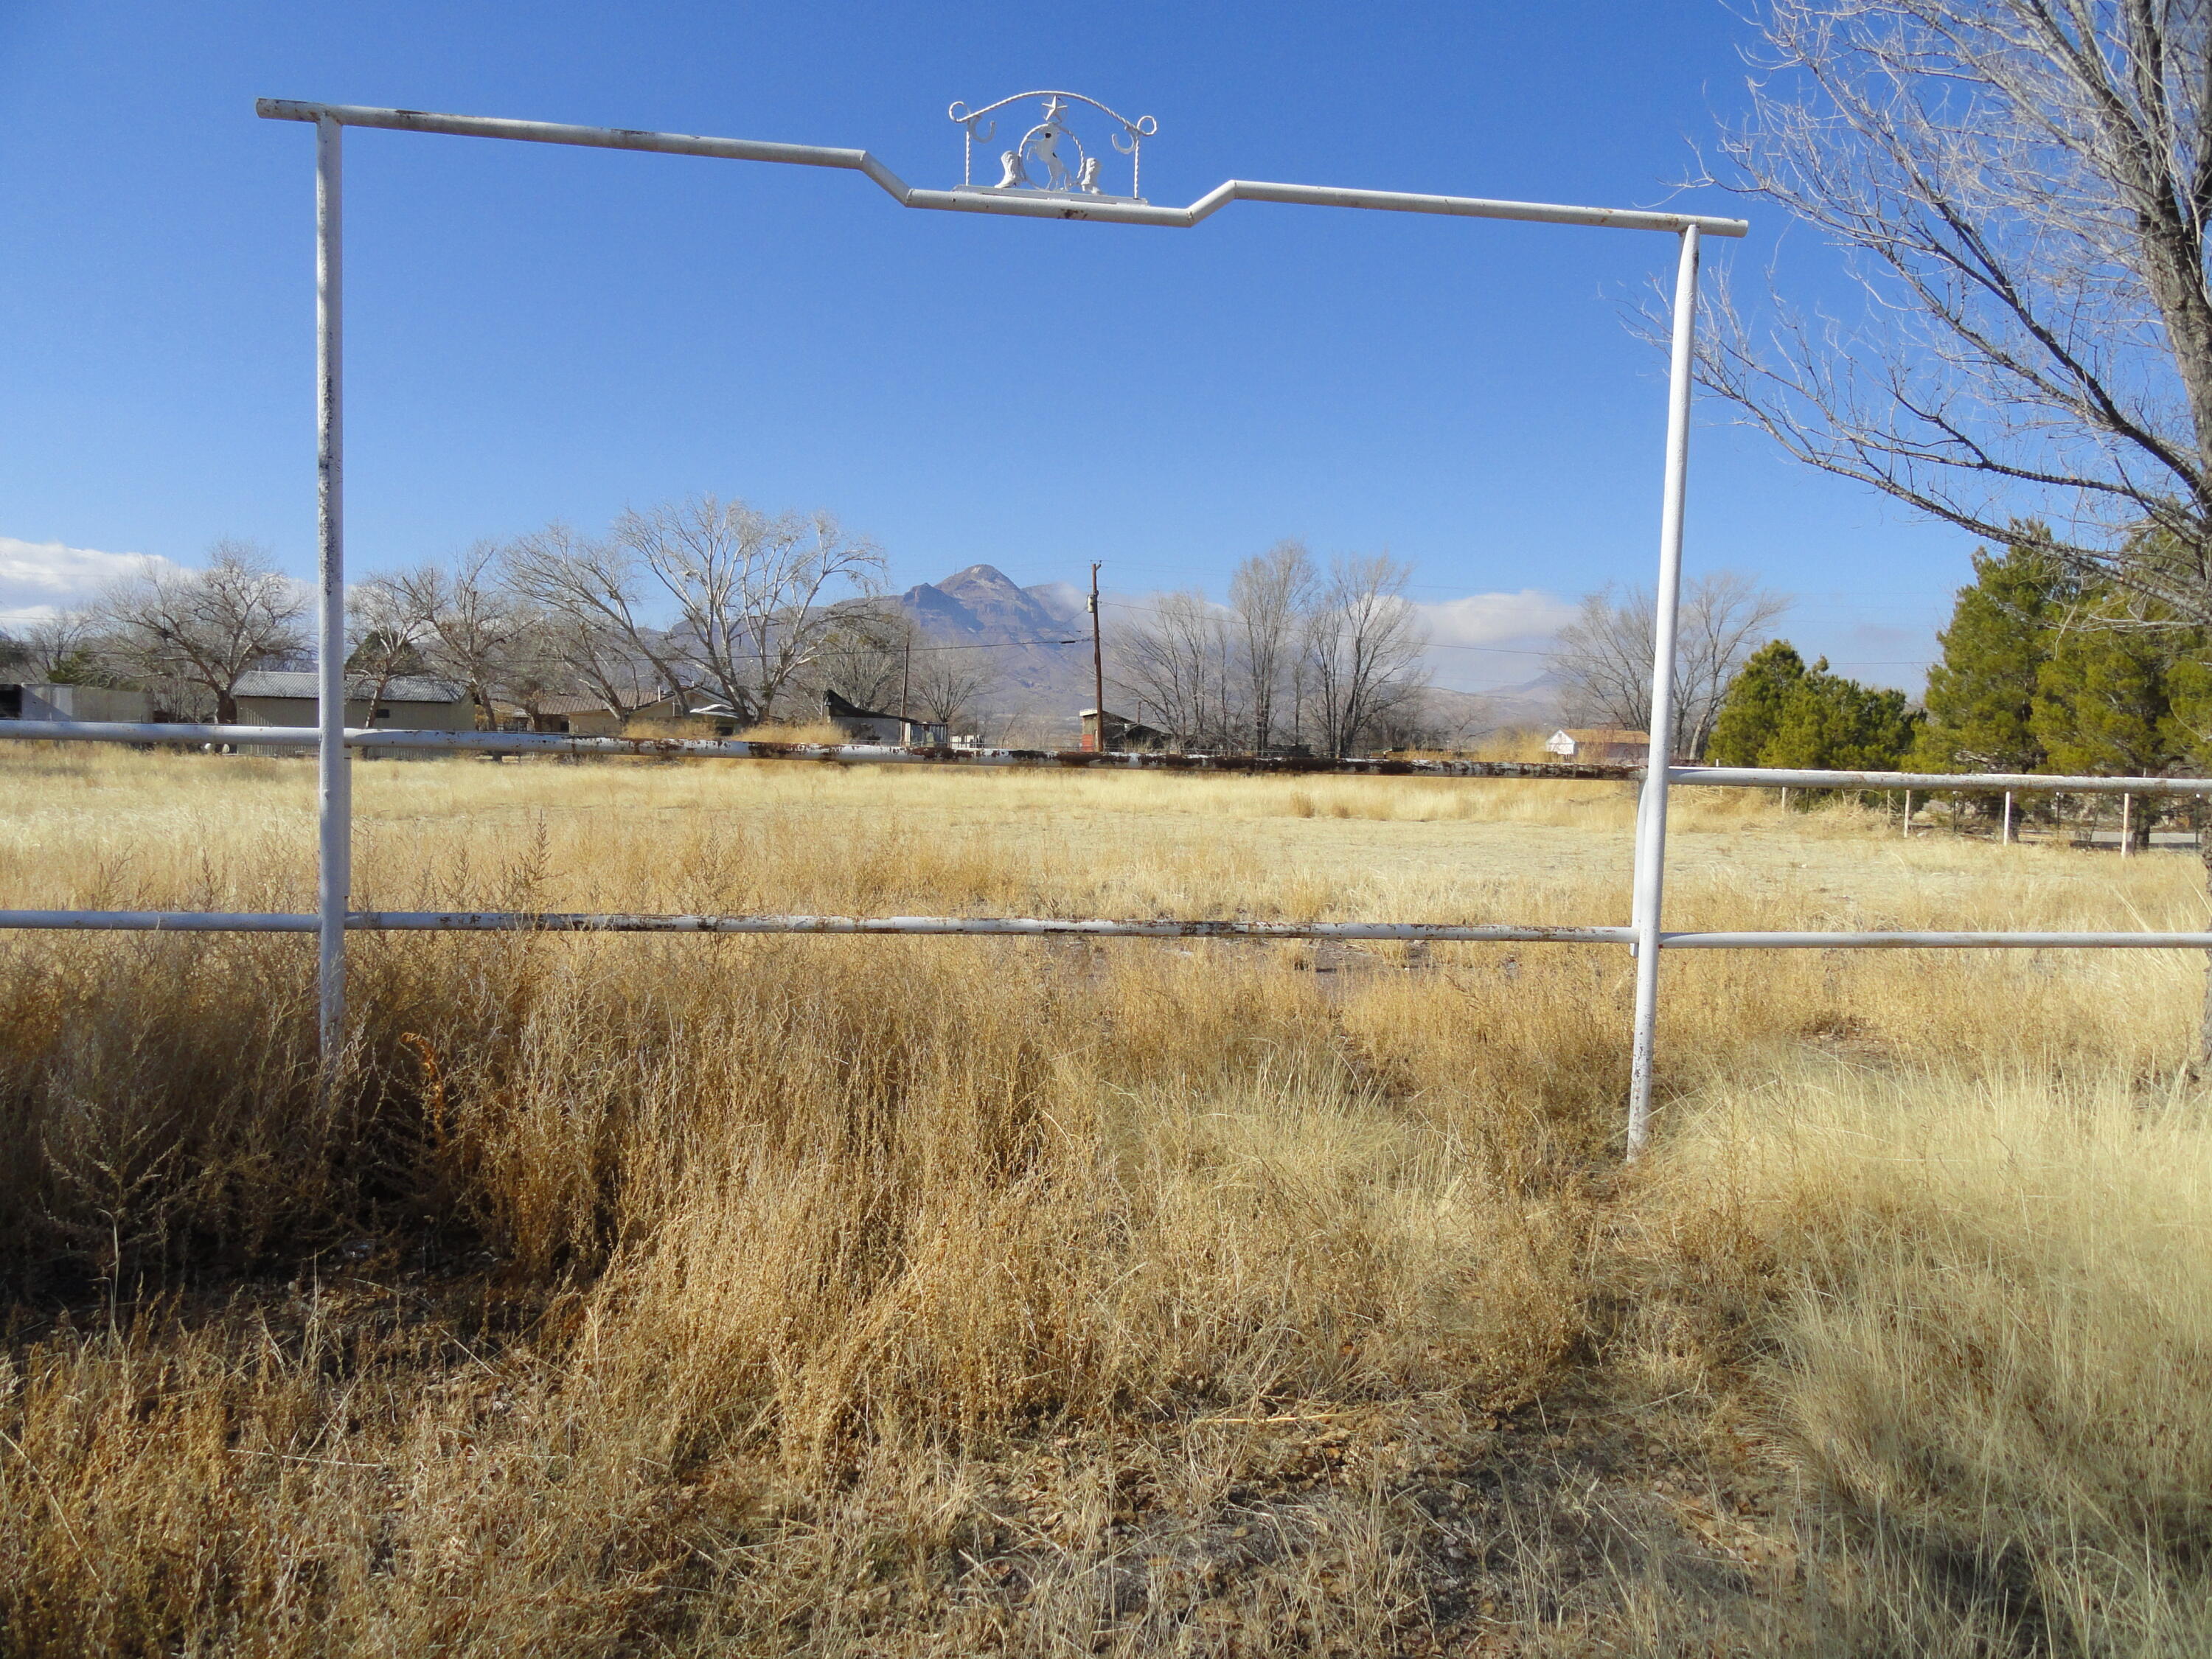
[
  {"x1": 3, "y1": 908, "x2": 2205, "y2": 953},
  {"x1": 5, "y1": 98, "x2": 2204, "y2": 1155},
  {"x1": 0, "y1": 719, "x2": 1638, "y2": 778}
]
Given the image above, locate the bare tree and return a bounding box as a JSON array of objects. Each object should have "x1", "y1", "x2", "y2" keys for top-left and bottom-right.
[
  {"x1": 731, "y1": 508, "x2": 886, "y2": 722},
  {"x1": 608, "y1": 495, "x2": 766, "y2": 717},
  {"x1": 91, "y1": 540, "x2": 307, "y2": 722},
  {"x1": 807, "y1": 599, "x2": 918, "y2": 714},
  {"x1": 910, "y1": 648, "x2": 998, "y2": 731},
  {"x1": 609, "y1": 496, "x2": 886, "y2": 723},
  {"x1": 1550, "y1": 572, "x2": 1791, "y2": 757},
  {"x1": 501, "y1": 522, "x2": 692, "y2": 712},
  {"x1": 803, "y1": 597, "x2": 1006, "y2": 732},
  {"x1": 1695, "y1": 2, "x2": 2212, "y2": 621},
  {"x1": 1551, "y1": 590, "x2": 1654, "y2": 737},
  {"x1": 4, "y1": 611, "x2": 107, "y2": 684},
  {"x1": 1113, "y1": 591, "x2": 1237, "y2": 749},
  {"x1": 380, "y1": 542, "x2": 525, "y2": 727},
  {"x1": 1230, "y1": 538, "x2": 1318, "y2": 751},
  {"x1": 346, "y1": 576, "x2": 434, "y2": 710},
  {"x1": 1371, "y1": 684, "x2": 1492, "y2": 752},
  {"x1": 518, "y1": 606, "x2": 656, "y2": 721},
  {"x1": 1306, "y1": 554, "x2": 1428, "y2": 757}
]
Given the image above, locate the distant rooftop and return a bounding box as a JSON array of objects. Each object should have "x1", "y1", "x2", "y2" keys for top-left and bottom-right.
[{"x1": 234, "y1": 671, "x2": 467, "y2": 703}]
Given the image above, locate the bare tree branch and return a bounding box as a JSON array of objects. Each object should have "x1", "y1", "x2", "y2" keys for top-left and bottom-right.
[
  {"x1": 1307, "y1": 554, "x2": 1429, "y2": 758},
  {"x1": 380, "y1": 543, "x2": 526, "y2": 728},
  {"x1": 1551, "y1": 571, "x2": 1792, "y2": 756},
  {"x1": 501, "y1": 522, "x2": 692, "y2": 714},
  {"x1": 91, "y1": 540, "x2": 307, "y2": 722},
  {"x1": 1688, "y1": 1, "x2": 2212, "y2": 619},
  {"x1": 1231, "y1": 540, "x2": 1319, "y2": 751}
]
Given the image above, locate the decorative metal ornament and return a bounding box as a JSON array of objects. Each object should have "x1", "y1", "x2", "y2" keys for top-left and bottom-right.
[{"x1": 947, "y1": 90, "x2": 1157, "y2": 202}]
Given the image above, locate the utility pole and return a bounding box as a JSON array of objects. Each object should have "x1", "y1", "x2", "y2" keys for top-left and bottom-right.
[
  {"x1": 1088, "y1": 561, "x2": 1105, "y2": 752},
  {"x1": 899, "y1": 638, "x2": 912, "y2": 730}
]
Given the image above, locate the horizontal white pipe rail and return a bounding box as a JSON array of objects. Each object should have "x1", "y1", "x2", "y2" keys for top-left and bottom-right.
[
  {"x1": 13, "y1": 722, "x2": 2212, "y2": 796},
  {"x1": 1672, "y1": 765, "x2": 2212, "y2": 796},
  {"x1": 4, "y1": 910, "x2": 2206, "y2": 951},
  {"x1": 0, "y1": 910, "x2": 1632, "y2": 943},
  {"x1": 0, "y1": 720, "x2": 1641, "y2": 779},
  {"x1": 1660, "y1": 930, "x2": 2212, "y2": 950},
  {"x1": 253, "y1": 100, "x2": 1751, "y2": 238}
]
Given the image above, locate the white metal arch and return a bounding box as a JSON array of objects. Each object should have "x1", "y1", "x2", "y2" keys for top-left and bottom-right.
[
  {"x1": 11, "y1": 99, "x2": 2187, "y2": 1158},
  {"x1": 257, "y1": 97, "x2": 1737, "y2": 1152}
]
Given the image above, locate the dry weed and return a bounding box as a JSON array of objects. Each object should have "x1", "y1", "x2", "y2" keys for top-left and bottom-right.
[{"x1": 2, "y1": 744, "x2": 2208, "y2": 1653}]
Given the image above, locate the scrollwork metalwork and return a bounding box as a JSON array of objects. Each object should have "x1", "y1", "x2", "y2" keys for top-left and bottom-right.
[{"x1": 947, "y1": 91, "x2": 1156, "y2": 200}]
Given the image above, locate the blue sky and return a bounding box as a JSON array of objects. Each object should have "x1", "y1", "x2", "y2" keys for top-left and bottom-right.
[{"x1": 0, "y1": 0, "x2": 1969, "y2": 691}]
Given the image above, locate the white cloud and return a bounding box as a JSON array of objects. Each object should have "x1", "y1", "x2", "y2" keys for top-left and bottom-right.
[
  {"x1": 1414, "y1": 589, "x2": 1578, "y2": 649},
  {"x1": 1410, "y1": 590, "x2": 1576, "y2": 694},
  {"x1": 0, "y1": 536, "x2": 181, "y2": 630}
]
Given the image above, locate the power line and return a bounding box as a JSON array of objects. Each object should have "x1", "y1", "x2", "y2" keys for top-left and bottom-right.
[
  {"x1": 370, "y1": 635, "x2": 1088, "y2": 675},
  {"x1": 910, "y1": 636, "x2": 1083, "y2": 652}
]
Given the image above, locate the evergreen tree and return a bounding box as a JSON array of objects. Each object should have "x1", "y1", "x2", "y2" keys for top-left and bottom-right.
[
  {"x1": 1764, "y1": 658, "x2": 1922, "y2": 771},
  {"x1": 1913, "y1": 533, "x2": 2074, "y2": 772},
  {"x1": 1706, "y1": 640, "x2": 1805, "y2": 766},
  {"x1": 2164, "y1": 652, "x2": 2212, "y2": 771},
  {"x1": 2031, "y1": 596, "x2": 2190, "y2": 776}
]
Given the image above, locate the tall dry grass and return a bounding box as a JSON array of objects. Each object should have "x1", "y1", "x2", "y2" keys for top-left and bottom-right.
[{"x1": 1, "y1": 742, "x2": 2209, "y2": 1653}]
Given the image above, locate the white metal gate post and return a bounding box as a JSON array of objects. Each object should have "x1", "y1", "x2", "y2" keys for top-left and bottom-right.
[
  {"x1": 316, "y1": 114, "x2": 350, "y2": 1062},
  {"x1": 1625, "y1": 224, "x2": 1701, "y2": 1159}
]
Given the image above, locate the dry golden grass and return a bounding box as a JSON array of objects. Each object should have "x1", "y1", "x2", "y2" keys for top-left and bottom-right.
[
  {"x1": 1, "y1": 742, "x2": 2208, "y2": 1654},
  {"x1": 731, "y1": 717, "x2": 853, "y2": 744}
]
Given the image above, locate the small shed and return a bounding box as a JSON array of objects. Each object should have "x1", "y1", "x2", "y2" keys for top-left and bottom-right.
[
  {"x1": 233, "y1": 670, "x2": 473, "y2": 759},
  {"x1": 1545, "y1": 726, "x2": 1652, "y2": 765},
  {"x1": 824, "y1": 689, "x2": 947, "y2": 747}
]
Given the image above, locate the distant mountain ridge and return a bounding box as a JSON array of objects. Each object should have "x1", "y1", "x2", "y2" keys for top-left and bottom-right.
[
  {"x1": 896, "y1": 566, "x2": 1093, "y2": 718},
  {"x1": 1467, "y1": 671, "x2": 1564, "y2": 733},
  {"x1": 891, "y1": 564, "x2": 1560, "y2": 745},
  {"x1": 900, "y1": 565, "x2": 1085, "y2": 642}
]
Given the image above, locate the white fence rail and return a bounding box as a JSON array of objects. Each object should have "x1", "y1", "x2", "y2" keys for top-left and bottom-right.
[
  {"x1": 3, "y1": 902, "x2": 2205, "y2": 954},
  {"x1": 0, "y1": 720, "x2": 1635, "y2": 779},
  {"x1": 7, "y1": 97, "x2": 2200, "y2": 1156}
]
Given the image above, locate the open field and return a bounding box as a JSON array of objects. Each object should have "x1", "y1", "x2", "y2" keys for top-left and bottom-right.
[{"x1": 3, "y1": 744, "x2": 2210, "y2": 1655}]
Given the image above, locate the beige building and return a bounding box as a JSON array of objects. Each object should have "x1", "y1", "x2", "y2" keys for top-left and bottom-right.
[
  {"x1": 1, "y1": 683, "x2": 152, "y2": 723},
  {"x1": 233, "y1": 671, "x2": 473, "y2": 758},
  {"x1": 501, "y1": 693, "x2": 627, "y2": 737}
]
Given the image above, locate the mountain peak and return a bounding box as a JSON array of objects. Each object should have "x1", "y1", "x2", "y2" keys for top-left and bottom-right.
[
  {"x1": 888, "y1": 565, "x2": 1093, "y2": 711},
  {"x1": 938, "y1": 563, "x2": 1023, "y2": 599},
  {"x1": 897, "y1": 563, "x2": 1082, "y2": 641}
]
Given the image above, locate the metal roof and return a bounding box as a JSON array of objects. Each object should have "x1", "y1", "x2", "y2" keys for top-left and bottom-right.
[
  {"x1": 234, "y1": 671, "x2": 467, "y2": 703},
  {"x1": 502, "y1": 693, "x2": 617, "y2": 717}
]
